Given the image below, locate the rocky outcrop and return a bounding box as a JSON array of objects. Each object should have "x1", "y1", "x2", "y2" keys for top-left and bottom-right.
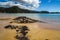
[
  {"x1": 4, "y1": 25, "x2": 30, "y2": 40},
  {"x1": 10, "y1": 16, "x2": 46, "y2": 23}
]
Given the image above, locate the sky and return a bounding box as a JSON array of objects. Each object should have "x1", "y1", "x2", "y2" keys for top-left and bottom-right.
[{"x1": 0, "y1": 0, "x2": 60, "y2": 12}]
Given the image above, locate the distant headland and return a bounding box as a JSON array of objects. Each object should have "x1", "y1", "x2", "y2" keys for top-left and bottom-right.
[{"x1": 0, "y1": 6, "x2": 60, "y2": 13}]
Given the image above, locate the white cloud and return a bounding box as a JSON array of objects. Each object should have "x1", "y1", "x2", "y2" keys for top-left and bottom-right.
[
  {"x1": 14, "y1": 0, "x2": 41, "y2": 8},
  {"x1": 0, "y1": 1, "x2": 15, "y2": 7},
  {"x1": 0, "y1": 0, "x2": 41, "y2": 10}
]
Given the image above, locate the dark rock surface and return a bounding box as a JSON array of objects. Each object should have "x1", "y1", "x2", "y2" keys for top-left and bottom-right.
[
  {"x1": 4, "y1": 25, "x2": 30, "y2": 40},
  {"x1": 10, "y1": 16, "x2": 46, "y2": 23}
]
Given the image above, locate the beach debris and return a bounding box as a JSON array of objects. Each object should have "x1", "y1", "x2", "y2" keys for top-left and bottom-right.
[{"x1": 10, "y1": 16, "x2": 46, "y2": 23}]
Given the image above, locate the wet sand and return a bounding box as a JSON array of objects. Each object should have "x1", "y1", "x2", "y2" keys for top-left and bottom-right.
[{"x1": 0, "y1": 19, "x2": 60, "y2": 40}]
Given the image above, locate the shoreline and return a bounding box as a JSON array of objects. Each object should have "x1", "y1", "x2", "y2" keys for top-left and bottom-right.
[
  {"x1": 0, "y1": 16, "x2": 60, "y2": 40},
  {"x1": 0, "y1": 18, "x2": 11, "y2": 20},
  {"x1": 0, "y1": 23, "x2": 60, "y2": 40}
]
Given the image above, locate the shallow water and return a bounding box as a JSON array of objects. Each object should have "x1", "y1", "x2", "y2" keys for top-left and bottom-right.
[
  {"x1": 0, "y1": 13, "x2": 60, "y2": 24},
  {"x1": 39, "y1": 14, "x2": 60, "y2": 24}
]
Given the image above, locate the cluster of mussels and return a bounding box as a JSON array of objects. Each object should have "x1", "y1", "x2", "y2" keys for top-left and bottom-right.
[
  {"x1": 4, "y1": 25, "x2": 30, "y2": 40},
  {"x1": 10, "y1": 16, "x2": 46, "y2": 24},
  {"x1": 10, "y1": 16, "x2": 39, "y2": 23}
]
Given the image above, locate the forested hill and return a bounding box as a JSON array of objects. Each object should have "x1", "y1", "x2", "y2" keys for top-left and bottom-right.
[{"x1": 0, "y1": 6, "x2": 40, "y2": 13}]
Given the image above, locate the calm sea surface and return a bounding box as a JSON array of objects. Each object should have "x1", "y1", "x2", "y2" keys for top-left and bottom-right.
[{"x1": 0, "y1": 13, "x2": 60, "y2": 24}]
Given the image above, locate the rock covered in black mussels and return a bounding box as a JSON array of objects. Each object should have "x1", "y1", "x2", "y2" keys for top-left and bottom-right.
[{"x1": 10, "y1": 16, "x2": 46, "y2": 23}]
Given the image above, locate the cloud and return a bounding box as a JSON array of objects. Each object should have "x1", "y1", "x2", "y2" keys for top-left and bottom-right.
[{"x1": 0, "y1": 0, "x2": 41, "y2": 10}]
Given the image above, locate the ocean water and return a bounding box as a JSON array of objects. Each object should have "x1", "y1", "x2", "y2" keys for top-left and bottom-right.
[
  {"x1": 0, "y1": 13, "x2": 60, "y2": 24},
  {"x1": 39, "y1": 14, "x2": 60, "y2": 24}
]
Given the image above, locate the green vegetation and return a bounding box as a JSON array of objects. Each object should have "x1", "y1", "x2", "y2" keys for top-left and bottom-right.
[
  {"x1": 40, "y1": 11, "x2": 49, "y2": 13},
  {"x1": 0, "y1": 6, "x2": 60, "y2": 13},
  {"x1": 0, "y1": 6, "x2": 40, "y2": 13}
]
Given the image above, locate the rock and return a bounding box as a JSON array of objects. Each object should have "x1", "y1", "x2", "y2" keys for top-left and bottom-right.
[{"x1": 10, "y1": 16, "x2": 45, "y2": 23}]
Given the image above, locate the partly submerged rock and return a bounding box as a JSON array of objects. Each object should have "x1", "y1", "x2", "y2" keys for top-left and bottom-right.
[{"x1": 10, "y1": 16, "x2": 46, "y2": 23}]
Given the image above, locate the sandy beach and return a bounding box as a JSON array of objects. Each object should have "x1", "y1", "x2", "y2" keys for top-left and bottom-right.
[{"x1": 0, "y1": 18, "x2": 60, "y2": 40}]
